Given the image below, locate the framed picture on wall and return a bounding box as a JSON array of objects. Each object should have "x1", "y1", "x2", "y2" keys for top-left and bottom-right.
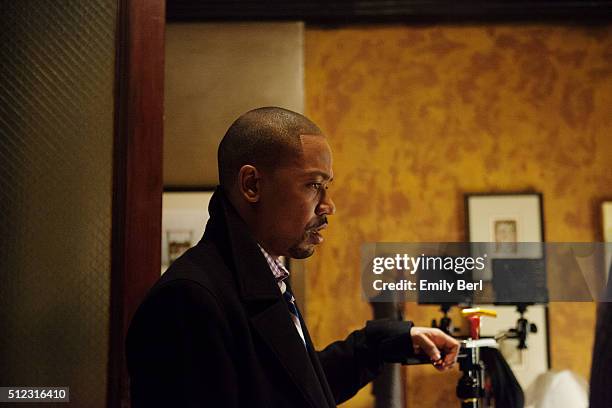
[
  {"x1": 603, "y1": 201, "x2": 612, "y2": 282},
  {"x1": 466, "y1": 192, "x2": 550, "y2": 388},
  {"x1": 161, "y1": 190, "x2": 214, "y2": 273},
  {"x1": 466, "y1": 192, "x2": 544, "y2": 282}
]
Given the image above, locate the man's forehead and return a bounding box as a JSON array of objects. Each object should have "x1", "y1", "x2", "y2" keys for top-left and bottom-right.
[
  {"x1": 297, "y1": 133, "x2": 331, "y2": 156},
  {"x1": 276, "y1": 133, "x2": 332, "y2": 178},
  {"x1": 297, "y1": 133, "x2": 330, "y2": 153}
]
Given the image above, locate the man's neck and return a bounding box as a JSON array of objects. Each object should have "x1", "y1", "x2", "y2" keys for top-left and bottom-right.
[{"x1": 225, "y1": 189, "x2": 280, "y2": 259}]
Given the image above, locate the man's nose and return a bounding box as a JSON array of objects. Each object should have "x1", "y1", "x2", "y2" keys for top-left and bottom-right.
[{"x1": 316, "y1": 191, "x2": 336, "y2": 216}]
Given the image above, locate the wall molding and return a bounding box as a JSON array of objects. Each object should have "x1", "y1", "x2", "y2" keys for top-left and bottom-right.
[{"x1": 109, "y1": 0, "x2": 165, "y2": 406}]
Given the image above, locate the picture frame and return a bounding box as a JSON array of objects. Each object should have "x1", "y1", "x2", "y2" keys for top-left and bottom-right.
[
  {"x1": 603, "y1": 201, "x2": 612, "y2": 283},
  {"x1": 161, "y1": 189, "x2": 214, "y2": 273},
  {"x1": 466, "y1": 192, "x2": 544, "y2": 282},
  {"x1": 466, "y1": 192, "x2": 550, "y2": 386}
]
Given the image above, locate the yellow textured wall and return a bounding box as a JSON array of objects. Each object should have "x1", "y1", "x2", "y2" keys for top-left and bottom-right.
[{"x1": 304, "y1": 24, "x2": 612, "y2": 407}]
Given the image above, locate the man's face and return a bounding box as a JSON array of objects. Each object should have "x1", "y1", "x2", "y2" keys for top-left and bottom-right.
[{"x1": 258, "y1": 134, "x2": 335, "y2": 259}]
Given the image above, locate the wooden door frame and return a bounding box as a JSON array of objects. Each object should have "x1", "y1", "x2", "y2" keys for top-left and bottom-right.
[{"x1": 108, "y1": 0, "x2": 165, "y2": 407}]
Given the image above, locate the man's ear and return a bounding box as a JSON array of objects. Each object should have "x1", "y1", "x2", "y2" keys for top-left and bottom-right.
[{"x1": 238, "y1": 165, "x2": 260, "y2": 203}]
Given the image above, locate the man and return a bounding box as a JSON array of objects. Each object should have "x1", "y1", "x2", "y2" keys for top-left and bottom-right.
[{"x1": 126, "y1": 107, "x2": 459, "y2": 407}]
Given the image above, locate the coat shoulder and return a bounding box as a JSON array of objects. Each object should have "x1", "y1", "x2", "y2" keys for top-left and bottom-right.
[
  {"x1": 154, "y1": 239, "x2": 236, "y2": 301},
  {"x1": 127, "y1": 239, "x2": 239, "y2": 340}
]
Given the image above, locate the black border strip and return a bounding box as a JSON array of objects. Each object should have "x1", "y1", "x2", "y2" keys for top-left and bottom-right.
[{"x1": 167, "y1": 0, "x2": 612, "y2": 23}]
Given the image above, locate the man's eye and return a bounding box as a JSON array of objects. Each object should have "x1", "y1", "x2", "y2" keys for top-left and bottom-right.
[{"x1": 309, "y1": 183, "x2": 322, "y2": 190}]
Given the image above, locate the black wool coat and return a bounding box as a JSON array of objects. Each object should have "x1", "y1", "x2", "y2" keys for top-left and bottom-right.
[{"x1": 126, "y1": 188, "x2": 415, "y2": 407}]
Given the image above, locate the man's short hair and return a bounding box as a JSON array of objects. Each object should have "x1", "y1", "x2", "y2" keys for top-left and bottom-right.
[{"x1": 217, "y1": 107, "x2": 322, "y2": 188}]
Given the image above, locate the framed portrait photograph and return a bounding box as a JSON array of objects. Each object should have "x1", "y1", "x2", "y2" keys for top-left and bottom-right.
[
  {"x1": 161, "y1": 190, "x2": 214, "y2": 273},
  {"x1": 466, "y1": 192, "x2": 544, "y2": 282},
  {"x1": 466, "y1": 192, "x2": 549, "y2": 387}
]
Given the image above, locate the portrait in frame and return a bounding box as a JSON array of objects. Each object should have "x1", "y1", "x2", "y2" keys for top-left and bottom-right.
[
  {"x1": 466, "y1": 192, "x2": 544, "y2": 282},
  {"x1": 161, "y1": 190, "x2": 214, "y2": 273}
]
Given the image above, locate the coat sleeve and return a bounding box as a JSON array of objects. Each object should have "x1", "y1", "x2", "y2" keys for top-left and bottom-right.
[
  {"x1": 126, "y1": 280, "x2": 239, "y2": 408},
  {"x1": 317, "y1": 319, "x2": 414, "y2": 404}
]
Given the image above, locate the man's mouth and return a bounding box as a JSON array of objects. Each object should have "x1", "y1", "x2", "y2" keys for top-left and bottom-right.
[{"x1": 307, "y1": 221, "x2": 328, "y2": 244}]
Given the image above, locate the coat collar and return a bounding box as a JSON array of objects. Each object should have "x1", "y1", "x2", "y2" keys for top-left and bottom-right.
[
  {"x1": 201, "y1": 187, "x2": 335, "y2": 408},
  {"x1": 203, "y1": 187, "x2": 280, "y2": 301}
]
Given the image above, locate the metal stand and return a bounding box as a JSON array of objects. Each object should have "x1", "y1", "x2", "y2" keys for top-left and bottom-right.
[
  {"x1": 495, "y1": 304, "x2": 538, "y2": 349},
  {"x1": 456, "y1": 339, "x2": 497, "y2": 408},
  {"x1": 431, "y1": 303, "x2": 454, "y2": 335}
]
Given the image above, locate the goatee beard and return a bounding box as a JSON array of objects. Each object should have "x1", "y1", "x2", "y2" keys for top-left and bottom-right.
[{"x1": 288, "y1": 244, "x2": 315, "y2": 259}]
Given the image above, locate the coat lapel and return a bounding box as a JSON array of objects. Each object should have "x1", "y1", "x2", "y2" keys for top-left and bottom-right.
[
  {"x1": 204, "y1": 188, "x2": 333, "y2": 408},
  {"x1": 249, "y1": 299, "x2": 330, "y2": 408},
  {"x1": 292, "y1": 289, "x2": 337, "y2": 407}
]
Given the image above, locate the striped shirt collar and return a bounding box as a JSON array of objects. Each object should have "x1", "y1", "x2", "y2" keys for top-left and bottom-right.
[{"x1": 257, "y1": 244, "x2": 290, "y2": 283}]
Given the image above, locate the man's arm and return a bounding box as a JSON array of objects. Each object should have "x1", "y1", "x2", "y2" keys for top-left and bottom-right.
[
  {"x1": 317, "y1": 320, "x2": 459, "y2": 405},
  {"x1": 317, "y1": 319, "x2": 413, "y2": 404},
  {"x1": 126, "y1": 281, "x2": 239, "y2": 408}
]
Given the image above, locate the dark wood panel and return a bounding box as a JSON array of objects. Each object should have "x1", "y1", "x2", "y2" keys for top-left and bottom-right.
[
  {"x1": 109, "y1": 0, "x2": 165, "y2": 407},
  {"x1": 167, "y1": 0, "x2": 612, "y2": 23}
]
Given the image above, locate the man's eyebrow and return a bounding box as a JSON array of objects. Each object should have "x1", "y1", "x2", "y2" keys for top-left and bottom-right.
[{"x1": 303, "y1": 170, "x2": 333, "y2": 181}]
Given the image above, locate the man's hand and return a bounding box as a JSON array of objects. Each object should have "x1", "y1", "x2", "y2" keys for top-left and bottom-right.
[{"x1": 410, "y1": 327, "x2": 460, "y2": 371}]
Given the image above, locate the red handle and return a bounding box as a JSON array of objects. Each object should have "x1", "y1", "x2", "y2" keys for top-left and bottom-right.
[{"x1": 468, "y1": 315, "x2": 481, "y2": 339}]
